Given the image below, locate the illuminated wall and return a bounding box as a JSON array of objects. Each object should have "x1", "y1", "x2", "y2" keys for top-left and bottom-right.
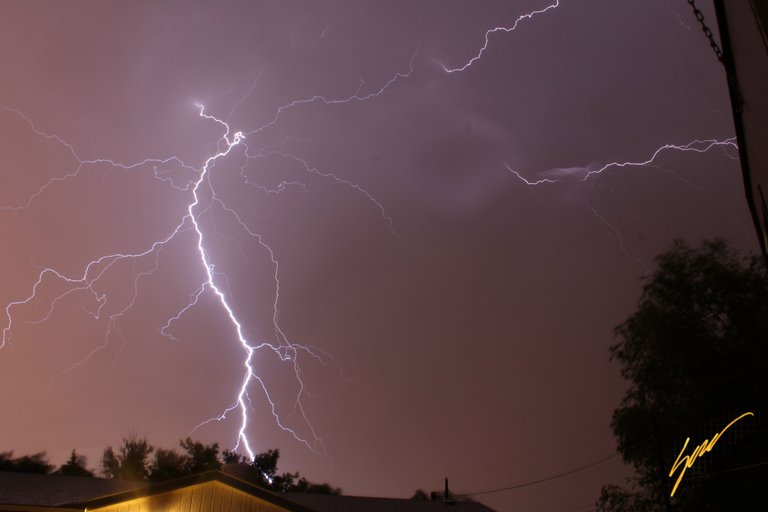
[{"x1": 87, "y1": 481, "x2": 293, "y2": 512}]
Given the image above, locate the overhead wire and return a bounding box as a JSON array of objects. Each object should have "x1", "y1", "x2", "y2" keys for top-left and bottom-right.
[
  {"x1": 456, "y1": 452, "x2": 620, "y2": 498},
  {"x1": 453, "y1": 402, "x2": 766, "y2": 500}
]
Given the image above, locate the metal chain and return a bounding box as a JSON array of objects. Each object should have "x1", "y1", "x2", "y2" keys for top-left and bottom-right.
[{"x1": 687, "y1": 0, "x2": 724, "y2": 63}]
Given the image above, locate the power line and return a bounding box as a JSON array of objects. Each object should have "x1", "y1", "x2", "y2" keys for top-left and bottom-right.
[
  {"x1": 450, "y1": 422, "x2": 612, "y2": 479},
  {"x1": 456, "y1": 452, "x2": 620, "y2": 498},
  {"x1": 686, "y1": 459, "x2": 768, "y2": 481}
]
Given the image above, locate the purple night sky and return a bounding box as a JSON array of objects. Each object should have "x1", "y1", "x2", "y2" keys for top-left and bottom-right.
[{"x1": 0, "y1": 1, "x2": 756, "y2": 510}]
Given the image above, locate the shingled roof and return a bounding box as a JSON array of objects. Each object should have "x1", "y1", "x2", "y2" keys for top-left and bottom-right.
[{"x1": 0, "y1": 471, "x2": 142, "y2": 506}]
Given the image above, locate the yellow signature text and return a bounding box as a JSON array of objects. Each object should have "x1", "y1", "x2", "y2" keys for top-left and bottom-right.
[{"x1": 668, "y1": 411, "x2": 753, "y2": 496}]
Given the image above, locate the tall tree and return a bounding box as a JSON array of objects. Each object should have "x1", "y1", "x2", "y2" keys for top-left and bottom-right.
[
  {"x1": 100, "y1": 446, "x2": 120, "y2": 478},
  {"x1": 147, "y1": 438, "x2": 222, "y2": 481},
  {"x1": 101, "y1": 435, "x2": 154, "y2": 480},
  {"x1": 598, "y1": 240, "x2": 768, "y2": 511},
  {"x1": 222, "y1": 449, "x2": 246, "y2": 464},
  {"x1": 56, "y1": 450, "x2": 93, "y2": 477},
  {"x1": 180, "y1": 437, "x2": 221, "y2": 474},
  {"x1": 148, "y1": 448, "x2": 189, "y2": 482},
  {"x1": 223, "y1": 448, "x2": 341, "y2": 494}
]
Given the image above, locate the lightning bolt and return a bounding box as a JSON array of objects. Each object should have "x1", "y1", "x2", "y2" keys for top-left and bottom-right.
[
  {"x1": 0, "y1": 46, "x2": 417, "y2": 463},
  {"x1": 504, "y1": 164, "x2": 561, "y2": 186},
  {"x1": 437, "y1": 0, "x2": 561, "y2": 73},
  {"x1": 0, "y1": 0, "x2": 742, "y2": 473},
  {"x1": 505, "y1": 138, "x2": 737, "y2": 187},
  {"x1": 437, "y1": 1, "x2": 740, "y2": 269},
  {"x1": 584, "y1": 201, "x2": 650, "y2": 272},
  {"x1": 579, "y1": 138, "x2": 738, "y2": 182},
  {"x1": 504, "y1": 138, "x2": 738, "y2": 267},
  {"x1": 0, "y1": 103, "x2": 332, "y2": 461},
  {"x1": 244, "y1": 46, "x2": 417, "y2": 138}
]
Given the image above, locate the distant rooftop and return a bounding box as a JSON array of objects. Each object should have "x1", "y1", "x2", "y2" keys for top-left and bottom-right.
[{"x1": 285, "y1": 493, "x2": 497, "y2": 512}]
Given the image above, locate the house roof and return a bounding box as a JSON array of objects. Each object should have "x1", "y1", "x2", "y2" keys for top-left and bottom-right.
[
  {"x1": 67, "y1": 471, "x2": 317, "y2": 511},
  {"x1": 284, "y1": 493, "x2": 497, "y2": 512},
  {"x1": 0, "y1": 471, "x2": 142, "y2": 506},
  {"x1": 0, "y1": 471, "x2": 496, "y2": 512}
]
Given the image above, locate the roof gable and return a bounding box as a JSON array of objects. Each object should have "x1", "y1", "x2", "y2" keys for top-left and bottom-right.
[{"x1": 71, "y1": 471, "x2": 315, "y2": 512}]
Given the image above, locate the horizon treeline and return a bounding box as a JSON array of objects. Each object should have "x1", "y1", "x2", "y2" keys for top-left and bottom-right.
[{"x1": 0, "y1": 435, "x2": 340, "y2": 495}]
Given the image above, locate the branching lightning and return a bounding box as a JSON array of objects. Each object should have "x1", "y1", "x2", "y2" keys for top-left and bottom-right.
[
  {"x1": 0, "y1": 0, "x2": 743, "y2": 473},
  {"x1": 578, "y1": 138, "x2": 738, "y2": 182},
  {"x1": 0, "y1": 102, "x2": 335, "y2": 460},
  {"x1": 436, "y1": 2, "x2": 740, "y2": 268},
  {"x1": 0, "y1": 48, "x2": 417, "y2": 463},
  {"x1": 504, "y1": 138, "x2": 738, "y2": 267},
  {"x1": 505, "y1": 138, "x2": 737, "y2": 187}
]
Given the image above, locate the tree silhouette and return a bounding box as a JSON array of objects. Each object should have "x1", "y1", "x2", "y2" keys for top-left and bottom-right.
[
  {"x1": 598, "y1": 240, "x2": 768, "y2": 512},
  {"x1": 148, "y1": 448, "x2": 189, "y2": 482},
  {"x1": 147, "y1": 438, "x2": 222, "y2": 481},
  {"x1": 0, "y1": 434, "x2": 340, "y2": 494},
  {"x1": 101, "y1": 434, "x2": 153, "y2": 480},
  {"x1": 253, "y1": 449, "x2": 280, "y2": 483},
  {"x1": 221, "y1": 448, "x2": 341, "y2": 494},
  {"x1": 222, "y1": 449, "x2": 246, "y2": 464},
  {"x1": 0, "y1": 451, "x2": 53, "y2": 474},
  {"x1": 56, "y1": 450, "x2": 93, "y2": 477},
  {"x1": 180, "y1": 437, "x2": 221, "y2": 474}
]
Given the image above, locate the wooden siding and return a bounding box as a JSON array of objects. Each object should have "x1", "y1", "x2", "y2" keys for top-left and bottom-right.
[{"x1": 88, "y1": 481, "x2": 293, "y2": 512}]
